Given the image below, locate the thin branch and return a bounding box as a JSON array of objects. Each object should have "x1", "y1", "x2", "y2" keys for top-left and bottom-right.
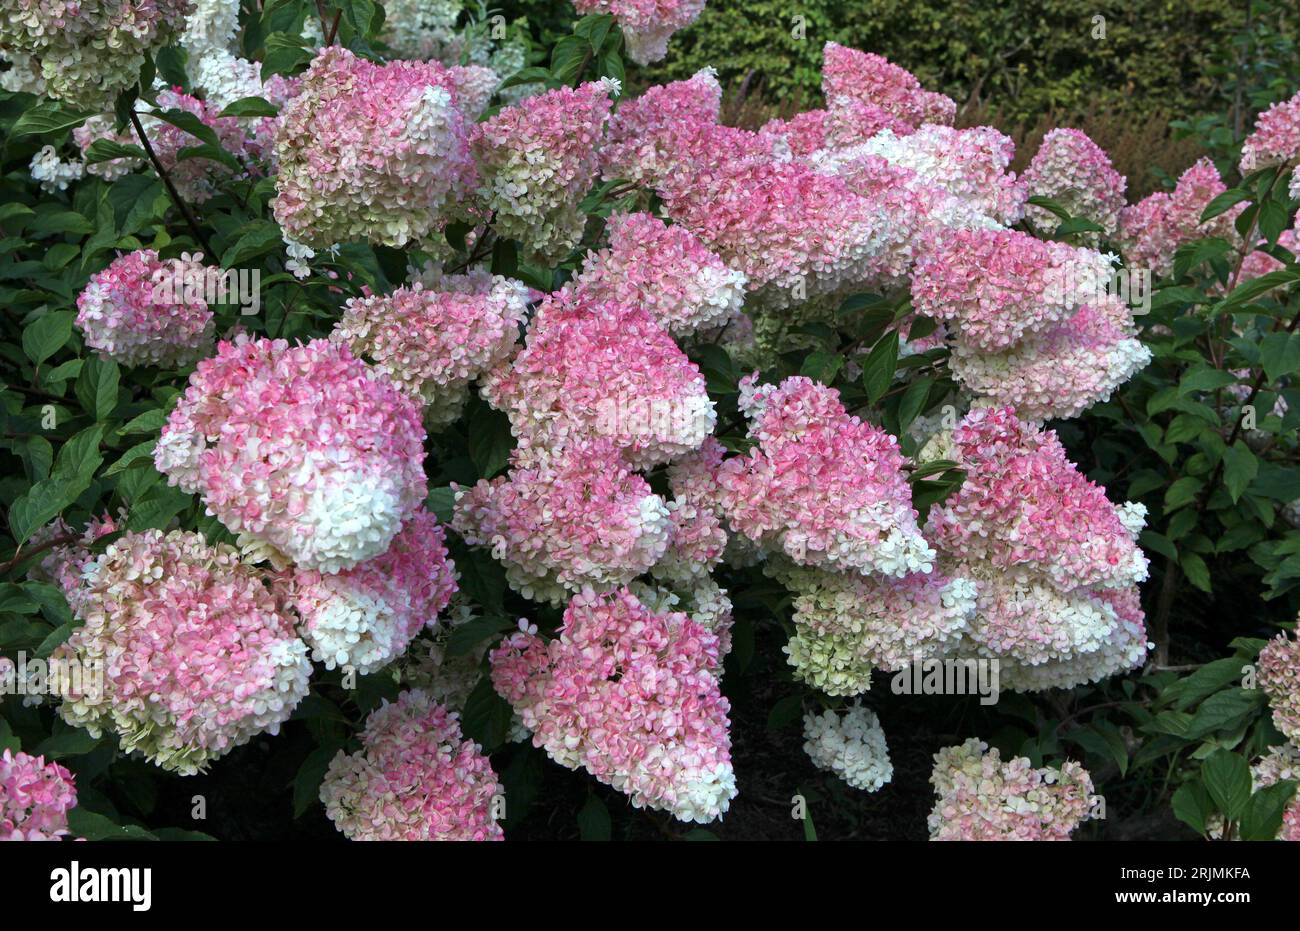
[{"x1": 128, "y1": 109, "x2": 216, "y2": 258}]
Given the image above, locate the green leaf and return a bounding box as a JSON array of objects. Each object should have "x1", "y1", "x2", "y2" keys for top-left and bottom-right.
[
  {"x1": 11, "y1": 101, "x2": 92, "y2": 138},
  {"x1": 1223, "y1": 443, "x2": 1258, "y2": 504},
  {"x1": 799, "y1": 350, "x2": 843, "y2": 385},
  {"x1": 292, "y1": 745, "x2": 338, "y2": 818},
  {"x1": 218, "y1": 96, "x2": 279, "y2": 118},
  {"x1": 1201, "y1": 750, "x2": 1253, "y2": 821},
  {"x1": 897, "y1": 377, "x2": 933, "y2": 432},
  {"x1": 550, "y1": 35, "x2": 590, "y2": 85},
  {"x1": 261, "y1": 32, "x2": 314, "y2": 78},
  {"x1": 22, "y1": 311, "x2": 75, "y2": 365},
  {"x1": 1260, "y1": 331, "x2": 1300, "y2": 383},
  {"x1": 83, "y1": 139, "x2": 147, "y2": 165},
  {"x1": 76, "y1": 356, "x2": 120, "y2": 421},
  {"x1": 1200, "y1": 188, "x2": 1251, "y2": 222},
  {"x1": 223, "y1": 220, "x2": 283, "y2": 267},
  {"x1": 8, "y1": 425, "x2": 105, "y2": 545},
  {"x1": 36, "y1": 729, "x2": 103, "y2": 759},
  {"x1": 426, "y1": 486, "x2": 456, "y2": 522},
  {"x1": 861, "y1": 331, "x2": 900, "y2": 404},
  {"x1": 446, "y1": 614, "x2": 514, "y2": 658},
  {"x1": 1239, "y1": 780, "x2": 1298, "y2": 841},
  {"x1": 468, "y1": 410, "x2": 515, "y2": 479},
  {"x1": 1171, "y1": 780, "x2": 1211, "y2": 836},
  {"x1": 461, "y1": 677, "x2": 514, "y2": 752},
  {"x1": 577, "y1": 794, "x2": 612, "y2": 841},
  {"x1": 1163, "y1": 476, "x2": 1202, "y2": 512},
  {"x1": 66, "y1": 808, "x2": 156, "y2": 841}
]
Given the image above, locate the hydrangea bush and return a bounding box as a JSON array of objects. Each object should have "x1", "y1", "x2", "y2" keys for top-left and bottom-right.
[{"x1": 0, "y1": 0, "x2": 1298, "y2": 842}]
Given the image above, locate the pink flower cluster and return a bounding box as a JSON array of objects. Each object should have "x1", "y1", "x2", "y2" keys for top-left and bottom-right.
[
  {"x1": 713, "y1": 376, "x2": 934, "y2": 577},
  {"x1": 331, "y1": 271, "x2": 530, "y2": 428},
  {"x1": 155, "y1": 335, "x2": 427, "y2": 572},
  {"x1": 320, "y1": 689, "x2": 503, "y2": 841},
  {"x1": 1022, "y1": 128, "x2": 1127, "y2": 235},
  {"x1": 1119, "y1": 157, "x2": 1241, "y2": 277},
  {"x1": 1259, "y1": 629, "x2": 1300, "y2": 746},
  {"x1": 1251, "y1": 744, "x2": 1300, "y2": 842},
  {"x1": 600, "y1": 67, "x2": 721, "y2": 186},
  {"x1": 920, "y1": 407, "x2": 1151, "y2": 689},
  {"x1": 573, "y1": 0, "x2": 705, "y2": 65},
  {"x1": 273, "y1": 509, "x2": 457, "y2": 675},
  {"x1": 490, "y1": 588, "x2": 736, "y2": 822},
  {"x1": 26, "y1": 513, "x2": 119, "y2": 611},
  {"x1": 1239, "y1": 90, "x2": 1300, "y2": 175},
  {"x1": 480, "y1": 292, "x2": 715, "y2": 467},
  {"x1": 473, "y1": 80, "x2": 616, "y2": 262},
  {"x1": 0, "y1": 750, "x2": 78, "y2": 841},
  {"x1": 928, "y1": 739, "x2": 1094, "y2": 840},
  {"x1": 272, "y1": 47, "x2": 477, "y2": 248},
  {"x1": 52, "y1": 529, "x2": 311, "y2": 774},
  {"x1": 453, "y1": 440, "x2": 671, "y2": 604},
  {"x1": 570, "y1": 211, "x2": 746, "y2": 337},
  {"x1": 948, "y1": 296, "x2": 1151, "y2": 421},
  {"x1": 821, "y1": 42, "x2": 956, "y2": 129},
  {"x1": 75, "y1": 249, "x2": 215, "y2": 368}
]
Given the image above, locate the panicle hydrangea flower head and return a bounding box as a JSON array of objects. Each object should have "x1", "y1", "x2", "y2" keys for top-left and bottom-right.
[
  {"x1": 179, "y1": 0, "x2": 239, "y2": 58},
  {"x1": 1251, "y1": 744, "x2": 1300, "y2": 841},
  {"x1": 1239, "y1": 90, "x2": 1300, "y2": 175},
  {"x1": 853, "y1": 125, "x2": 1026, "y2": 225},
  {"x1": 1119, "y1": 157, "x2": 1241, "y2": 277},
  {"x1": 0, "y1": 0, "x2": 192, "y2": 108},
  {"x1": 472, "y1": 79, "x2": 616, "y2": 262},
  {"x1": 273, "y1": 509, "x2": 457, "y2": 675},
  {"x1": 29, "y1": 145, "x2": 83, "y2": 192},
  {"x1": 479, "y1": 291, "x2": 715, "y2": 467},
  {"x1": 1022, "y1": 128, "x2": 1127, "y2": 236},
  {"x1": 155, "y1": 335, "x2": 427, "y2": 573},
  {"x1": 925, "y1": 407, "x2": 1149, "y2": 592},
  {"x1": 0, "y1": 750, "x2": 78, "y2": 840},
  {"x1": 771, "y1": 560, "x2": 975, "y2": 696},
  {"x1": 600, "y1": 68, "x2": 721, "y2": 185},
  {"x1": 75, "y1": 249, "x2": 215, "y2": 368},
  {"x1": 821, "y1": 42, "x2": 956, "y2": 129},
  {"x1": 573, "y1": 0, "x2": 704, "y2": 65},
  {"x1": 331, "y1": 272, "x2": 529, "y2": 429},
  {"x1": 52, "y1": 529, "x2": 311, "y2": 775},
  {"x1": 571, "y1": 211, "x2": 747, "y2": 337},
  {"x1": 650, "y1": 123, "x2": 893, "y2": 306},
  {"x1": 320, "y1": 689, "x2": 503, "y2": 841},
  {"x1": 803, "y1": 705, "x2": 893, "y2": 792},
  {"x1": 272, "y1": 47, "x2": 477, "y2": 248},
  {"x1": 716, "y1": 376, "x2": 934, "y2": 577},
  {"x1": 453, "y1": 439, "x2": 671, "y2": 604},
  {"x1": 25, "y1": 513, "x2": 119, "y2": 612},
  {"x1": 948, "y1": 296, "x2": 1151, "y2": 421},
  {"x1": 928, "y1": 738, "x2": 1094, "y2": 840},
  {"x1": 1260, "y1": 628, "x2": 1300, "y2": 746},
  {"x1": 144, "y1": 88, "x2": 252, "y2": 203},
  {"x1": 490, "y1": 588, "x2": 736, "y2": 822},
  {"x1": 911, "y1": 227, "x2": 1115, "y2": 353}
]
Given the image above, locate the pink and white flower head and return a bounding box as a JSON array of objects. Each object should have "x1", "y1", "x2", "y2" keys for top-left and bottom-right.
[
  {"x1": 1260, "y1": 629, "x2": 1300, "y2": 746},
  {"x1": 0, "y1": 750, "x2": 78, "y2": 841},
  {"x1": 925, "y1": 407, "x2": 1149, "y2": 592},
  {"x1": 949, "y1": 296, "x2": 1151, "y2": 421},
  {"x1": 155, "y1": 335, "x2": 427, "y2": 573},
  {"x1": 452, "y1": 439, "x2": 671, "y2": 605},
  {"x1": 772, "y1": 560, "x2": 975, "y2": 696},
  {"x1": 25, "y1": 513, "x2": 119, "y2": 612},
  {"x1": 573, "y1": 0, "x2": 704, "y2": 65},
  {"x1": 480, "y1": 292, "x2": 715, "y2": 467},
  {"x1": 0, "y1": 0, "x2": 192, "y2": 108},
  {"x1": 331, "y1": 271, "x2": 529, "y2": 429},
  {"x1": 1251, "y1": 744, "x2": 1300, "y2": 841},
  {"x1": 320, "y1": 689, "x2": 503, "y2": 841},
  {"x1": 986, "y1": 583, "x2": 1151, "y2": 692},
  {"x1": 272, "y1": 47, "x2": 476, "y2": 248},
  {"x1": 144, "y1": 88, "x2": 251, "y2": 203},
  {"x1": 760, "y1": 101, "x2": 914, "y2": 158},
  {"x1": 1023, "y1": 128, "x2": 1127, "y2": 236},
  {"x1": 490, "y1": 588, "x2": 736, "y2": 822},
  {"x1": 1119, "y1": 157, "x2": 1241, "y2": 278},
  {"x1": 75, "y1": 249, "x2": 215, "y2": 368},
  {"x1": 273, "y1": 509, "x2": 457, "y2": 675},
  {"x1": 600, "y1": 68, "x2": 721, "y2": 186},
  {"x1": 52, "y1": 530, "x2": 311, "y2": 775},
  {"x1": 928, "y1": 739, "x2": 1094, "y2": 841},
  {"x1": 630, "y1": 577, "x2": 734, "y2": 661},
  {"x1": 821, "y1": 43, "x2": 956, "y2": 129},
  {"x1": 1240, "y1": 90, "x2": 1300, "y2": 175},
  {"x1": 651, "y1": 123, "x2": 893, "y2": 306},
  {"x1": 715, "y1": 376, "x2": 934, "y2": 577},
  {"x1": 852, "y1": 125, "x2": 1027, "y2": 225},
  {"x1": 911, "y1": 227, "x2": 1115, "y2": 353},
  {"x1": 571, "y1": 212, "x2": 747, "y2": 338},
  {"x1": 803, "y1": 705, "x2": 893, "y2": 792},
  {"x1": 473, "y1": 79, "x2": 616, "y2": 262}
]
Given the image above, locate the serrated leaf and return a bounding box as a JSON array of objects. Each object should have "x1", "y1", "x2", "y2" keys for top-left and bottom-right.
[
  {"x1": 1202, "y1": 750, "x2": 1253, "y2": 821},
  {"x1": 22, "y1": 311, "x2": 74, "y2": 365}
]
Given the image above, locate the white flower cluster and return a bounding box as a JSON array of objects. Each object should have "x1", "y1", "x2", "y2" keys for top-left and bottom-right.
[{"x1": 803, "y1": 705, "x2": 894, "y2": 792}]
